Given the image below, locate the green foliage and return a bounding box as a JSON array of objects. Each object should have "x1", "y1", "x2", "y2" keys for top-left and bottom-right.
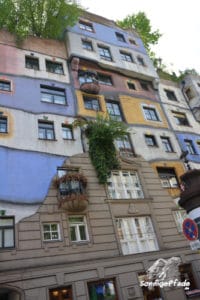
[
  {"x1": 73, "y1": 115, "x2": 128, "y2": 184},
  {"x1": 117, "y1": 12, "x2": 162, "y2": 55},
  {"x1": 0, "y1": 0, "x2": 81, "y2": 42}
]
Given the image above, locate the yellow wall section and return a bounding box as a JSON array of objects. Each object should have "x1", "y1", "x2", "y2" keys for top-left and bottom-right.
[
  {"x1": 151, "y1": 161, "x2": 186, "y2": 198},
  {"x1": 119, "y1": 95, "x2": 169, "y2": 128}
]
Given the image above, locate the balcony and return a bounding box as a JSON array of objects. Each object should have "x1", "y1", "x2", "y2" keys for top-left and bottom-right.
[
  {"x1": 54, "y1": 173, "x2": 88, "y2": 212},
  {"x1": 80, "y1": 81, "x2": 100, "y2": 94},
  {"x1": 78, "y1": 69, "x2": 100, "y2": 94}
]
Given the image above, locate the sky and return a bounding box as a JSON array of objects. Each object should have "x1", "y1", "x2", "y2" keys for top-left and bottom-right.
[{"x1": 79, "y1": 0, "x2": 200, "y2": 75}]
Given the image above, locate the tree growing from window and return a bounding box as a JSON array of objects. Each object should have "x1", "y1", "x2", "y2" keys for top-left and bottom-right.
[{"x1": 0, "y1": 0, "x2": 81, "y2": 42}]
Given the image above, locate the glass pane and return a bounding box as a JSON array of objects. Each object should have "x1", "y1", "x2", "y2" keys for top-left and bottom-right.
[
  {"x1": 54, "y1": 95, "x2": 65, "y2": 104},
  {"x1": 4, "y1": 229, "x2": 14, "y2": 247},
  {"x1": 79, "y1": 225, "x2": 87, "y2": 240},
  {"x1": 88, "y1": 280, "x2": 116, "y2": 300},
  {"x1": 51, "y1": 224, "x2": 58, "y2": 231},
  {"x1": 51, "y1": 232, "x2": 59, "y2": 240},
  {"x1": 69, "y1": 217, "x2": 84, "y2": 223},
  {"x1": 43, "y1": 224, "x2": 50, "y2": 231},
  {"x1": 0, "y1": 218, "x2": 13, "y2": 226},
  {"x1": 44, "y1": 232, "x2": 51, "y2": 240},
  {"x1": 41, "y1": 93, "x2": 53, "y2": 102},
  {"x1": 70, "y1": 226, "x2": 77, "y2": 241}
]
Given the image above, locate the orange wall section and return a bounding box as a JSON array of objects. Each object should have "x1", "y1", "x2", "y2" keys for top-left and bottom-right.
[{"x1": 119, "y1": 95, "x2": 169, "y2": 128}]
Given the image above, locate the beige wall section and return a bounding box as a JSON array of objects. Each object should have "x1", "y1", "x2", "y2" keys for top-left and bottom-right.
[{"x1": 0, "y1": 152, "x2": 199, "y2": 299}]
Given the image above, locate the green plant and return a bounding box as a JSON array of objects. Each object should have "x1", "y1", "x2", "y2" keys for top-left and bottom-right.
[{"x1": 73, "y1": 114, "x2": 128, "y2": 184}]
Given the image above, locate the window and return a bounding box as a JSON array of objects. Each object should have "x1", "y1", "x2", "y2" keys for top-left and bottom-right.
[
  {"x1": 184, "y1": 139, "x2": 197, "y2": 155},
  {"x1": 129, "y1": 38, "x2": 137, "y2": 45},
  {"x1": 98, "y1": 73, "x2": 113, "y2": 86},
  {"x1": 115, "y1": 135, "x2": 134, "y2": 156},
  {"x1": 25, "y1": 56, "x2": 39, "y2": 70},
  {"x1": 140, "y1": 81, "x2": 149, "y2": 91},
  {"x1": 145, "y1": 134, "x2": 157, "y2": 147},
  {"x1": 38, "y1": 121, "x2": 55, "y2": 140},
  {"x1": 43, "y1": 223, "x2": 60, "y2": 241},
  {"x1": 81, "y1": 39, "x2": 93, "y2": 51},
  {"x1": 0, "y1": 117, "x2": 8, "y2": 133},
  {"x1": 164, "y1": 89, "x2": 177, "y2": 101},
  {"x1": 185, "y1": 88, "x2": 194, "y2": 100},
  {"x1": 78, "y1": 71, "x2": 97, "y2": 85},
  {"x1": 83, "y1": 95, "x2": 100, "y2": 111},
  {"x1": 116, "y1": 217, "x2": 158, "y2": 254},
  {"x1": 98, "y1": 45, "x2": 112, "y2": 61},
  {"x1": 173, "y1": 210, "x2": 187, "y2": 233},
  {"x1": 0, "y1": 80, "x2": 11, "y2": 92},
  {"x1": 46, "y1": 60, "x2": 64, "y2": 75},
  {"x1": 172, "y1": 111, "x2": 190, "y2": 126},
  {"x1": 0, "y1": 216, "x2": 15, "y2": 249},
  {"x1": 137, "y1": 56, "x2": 145, "y2": 66},
  {"x1": 127, "y1": 81, "x2": 136, "y2": 90},
  {"x1": 49, "y1": 286, "x2": 73, "y2": 300},
  {"x1": 106, "y1": 101, "x2": 122, "y2": 121},
  {"x1": 62, "y1": 124, "x2": 73, "y2": 140},
  {"x1": 107, "y1": 170, "x2": 144, "y2": 199},
  {"x1": 143, "y1": 106, "x2": 160, "y2": 121},
  {"x1": 116, "y1": 32, "x2": 126, "y2": 42},
  {"x1": 138, "y1": 273, "x2": 163, "y2": 300},
  {"x1": 120, "y1": 51, "x2": 133, "y2": 62},
  {"x1": 161, "y1": 136, "x2": 174, "y2": 152},
  {"x1": 40, "y1": 85, "x2": 66, "y2": 105},
  {"x1": 79, "y1": 20, "x2": 94, "y2": 32},
  {"x1": 196, "y1": 141, "x2": 200, "y2": 150},
  {"x1": 69, "y1": 216, "x2": 88, "y2": 242},
  {"x1": 157, "y1": 167, "x2": 179, "y2": 188},
  {"x1": 88, "y1": 279, "x2": 118, "y2": 300}
]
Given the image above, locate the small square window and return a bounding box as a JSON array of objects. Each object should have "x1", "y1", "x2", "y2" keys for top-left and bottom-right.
[
  {"x1": 40, "y1": 85, "x2": 66, "y2": 105},
  {"x1": 0, "y1": 116, "x2": 8, "y2": 133},
  {"x1": 145, "y1": 134, "x2": 157, "y2": 147},
  {"x1": 127, "y1": 81, "x2": 136, "y2": 90},
  {"x1": 69, "y1": 216, "x2": 88, "y2": 242},
  {"x1": 38, "y1": 121, "x2": 55, "y2": 140},
  {"x1": 137, "y1": 56, "x2": 145, "y2": 66},
  {"x1": 106, "y1": 101, "x2": 123, "y2": 121},
  {"x1": 115, "y1": 135, "x2": 134, "y2": 157},
  {"x1": 184, "y1": 139, "x2": 197, "y2": 155},
  {"x1": 81, "y1": 39, "x2": 93, "y2": 51},
  {"x1": 172, "y1": 111, "x2": 190, "y2": 126},
  {"x1": 0, "y1": 216, "x2": 15, "y2": 248},
  {"x1": 25, "y1": 56, "x2": 39, "y2": 70},
  {"x1": 62, "y1": 124, "x2": 73, "y2": 140},
  {"x1": 185, "y1": 88, "x2": 194, "y2": 100},
  {"x1": 120, "y1": 51, "x2": 133, "y2": 62},
  {"x1": 140, "y1": 81, "x2": 149, "y2": 91},
  {"x1": 46, "y1": 60, "x2": 64, "y2": 75},
  {"x1": 98, "y1": 45, "x2": 112, "y2": 61},
  {"x1": 129, "y1": 38, "x2": 137, "y2": 45},
  {"x1": 79, "y1": 20, "x2": 94, "y2": 32},
  {"x1": 43, "y1": 223, "x2": 60, "y2": 241},
  {"x1": 161, "y1": 136, "x2": 174, "y2": 152},
  {"x1": 157, "y1": 167, "x2": 179, "y2": 188},
  {"x1": 143, "y1": 106, "x2": 160, "y2": 121},
  {"x1": 83, "y1": 95, "x2": 100, "y2": 111},
  {"x1": 164, "y1": 89, "x2": 177, "y2": 101},
  {"x1": 0, "y1": 80, "x2": 11, "y2": 92},
  {"x1": 98, "y1": 73, "x2": 113, "y2": 86},
  {"x1": 116, "y1": 32, "x2": 126, "y2": 42}
]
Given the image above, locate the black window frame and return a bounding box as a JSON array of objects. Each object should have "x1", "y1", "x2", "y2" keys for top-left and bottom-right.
[
  {"x1": 106, "y1": 101, "x2": 123, "y2": 121},
  {"x1": 25, "y1": 56, "x2": 39, "y2": 70},
  {"x1": 40, "y1": 85, "x2": 66, "y2": 105},
  {"x1": 184, "y1": 139, "x2": 197, "y2": 155},
  {"x1": 81, "y1": 39, "x2": 93, "y2": 51},
  {"x1": 145, "y1": 134, "x2": 157, "y2": 147},
  {"x1": 157, "y1": 167, "x2": 179, "y2": 189},
  {"x1": 137, "y1": 56, "x2": 145, "y2": 66},
  {"x1": 116, "y1": 32, "x2": 126, "y2": 42},
  {"x1": 164, "y1": 89, "x2": 177, "y2": 101},
  {"x1": 0, "y1": 116, "x2": 8, "y2": 133},
  {"x1": 161, "y1": 136, "x2": 174, "y2": 152},
  {"x1": 120, "y1": 51, "x2": 134, "y2": 62},
  {"x1": 140, "y1": 81, "x2": 149, "y2": 91},
  {"x1": 45, "y1": 60, "x2": 64, "y2": 75},
  {"x1": 173, "y1": 111, "x2": 190, "y2": 126},
  {"x1": 127, "y1": 81, "x2": 136, "y2": 90},
  {"x1": 129, "y1": 38, "x2": 137, "y2": 46},
  {"x1": 97, "y1": 73, "x2": 113, "y2": 86},
  {"x1": 98, "y1": 45, "x2": 113, "y2": 61},
  {"x1": 62, "y1": 124, "x2": 74, "y2": 140},
  {"x1": 83, "y1": 95, "x2": 100, "y2": 111},
  {"x1": 0, "y1": 80, "x2": 11, "y2": 92},
  {"x1": 38, "y1": 120, "x2": 55, "y2": 140},
  {"x1": 143, "y1": 106, "x2": 160, "y2": 121},
  {"x1": 0, "y1": 216, "x2": 15, "y2": 249},
  {"x1": 79, "y1": 20, "x2": 94, "y2": 32}
]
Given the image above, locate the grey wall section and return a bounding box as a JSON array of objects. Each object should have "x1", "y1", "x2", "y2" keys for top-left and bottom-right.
[{"x1": 0, "y1": 153, "x2": 200, "y2": 299}]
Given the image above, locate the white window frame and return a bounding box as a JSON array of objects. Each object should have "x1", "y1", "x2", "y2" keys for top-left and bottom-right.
[
  {"x1": 173, "y1": 210, "x2": 187, "y2": 233},
  {"x1": 42, "y1": 223, "x2": 61, "y2": 241},
  {"x1": 116, "y1": 216, "x2": 159, "y2": 254},
  {"x1": 107, "y1": 170, "x2": 144, "y2": 199},
  {"x1": 69, "y1": 216, "x2": 89, "y2": 242}
]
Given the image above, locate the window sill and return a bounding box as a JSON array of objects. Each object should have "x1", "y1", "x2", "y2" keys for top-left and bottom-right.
[
  {"x1": 46, "y1": 71, "x2": 65, "y2": 76},
  {"x1": 106, "y1": 197, "x2": 153, "y2": 203},
  {"x1": 38, "y1": 138, "x2": 57, "y2": 141},
  {"x1": 41, "y1": 101, "x2": 67, "y2": 106},
  {"x1": 0, "y1": 131, "x2": 8, "y2": 134},
  {"x1": 43, "y1": 239, "x2": 62, "y2": 243},
  {"x1": 63, "y1": 138, "x2": 75, "y2": 141}
]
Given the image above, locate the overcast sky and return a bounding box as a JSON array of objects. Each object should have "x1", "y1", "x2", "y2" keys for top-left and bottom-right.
[{"x1": 80, "y1": 0, "x2": 200, "y2": 75}]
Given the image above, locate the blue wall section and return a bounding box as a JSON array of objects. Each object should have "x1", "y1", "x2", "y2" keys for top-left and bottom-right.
[
  {"x1": 69, "y1": 22, "x2": 147, "y2": 54},
  {"x1": 176, "y1": 133, "x2": 200, "y2": 163},
  {"x1": 0, "y1": 75, "x2": 76, "y2": 116},
  {"x1": 0, "y1": 147, "x2": 66, "y2": 203}
]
